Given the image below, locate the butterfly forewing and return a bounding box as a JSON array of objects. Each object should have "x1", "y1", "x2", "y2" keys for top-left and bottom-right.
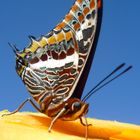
[{"x1": 16, "y1": 0, "x2": 102, "y2": 110}]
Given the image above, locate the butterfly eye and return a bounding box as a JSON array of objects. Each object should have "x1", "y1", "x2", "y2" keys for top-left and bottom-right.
[{"x1": 72, "y1": 102, "x2": 81, "y2": 111}]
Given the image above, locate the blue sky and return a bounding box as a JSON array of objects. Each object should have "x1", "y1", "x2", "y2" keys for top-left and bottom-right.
[{"x1": 0, "y1": 0, "x2": 140, "y2": 125}]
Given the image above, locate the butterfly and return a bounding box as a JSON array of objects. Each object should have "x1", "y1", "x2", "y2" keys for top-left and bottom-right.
[{"x1": 5, "y1": 0, "x2": 103, "y2": 137}]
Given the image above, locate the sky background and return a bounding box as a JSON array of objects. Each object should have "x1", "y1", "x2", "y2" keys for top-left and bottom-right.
[{"x1": 0, "y1": 0, "x2": 140, "y2": 125}]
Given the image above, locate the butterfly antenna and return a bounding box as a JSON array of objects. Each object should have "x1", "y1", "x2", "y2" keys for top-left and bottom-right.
[
  {"x1": 82, "y1": 63, "x2": 125, "y2": 101},
  {"x1": 8, "y1": 42, "x2": 19, "y2": 54},
  {"x1": 82, "y1": 64, "x2": 132, "y2": 102}
]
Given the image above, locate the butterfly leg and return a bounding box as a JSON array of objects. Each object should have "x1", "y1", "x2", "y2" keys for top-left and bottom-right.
[
  {"x1": 1, "y1": 98, "x2": 42, "y2": 117},
  {"x1": 80, "y1": 117, "x2": 92, "y2": 126},
  {"x1": 80, "y1": 117, "x2": 91, "y2": 140},
  {"x1": 48, "y1": 107, "x2": 66, "y2": 132}
]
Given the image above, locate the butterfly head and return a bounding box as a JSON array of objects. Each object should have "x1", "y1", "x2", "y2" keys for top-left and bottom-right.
[{"x1": 63, "y1": 98, "x2": 89, "y2": 121}]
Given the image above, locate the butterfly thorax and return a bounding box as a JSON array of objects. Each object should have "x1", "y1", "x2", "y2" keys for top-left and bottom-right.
[{"x1": 40, "y1": 97, "x2": 89, "y2": 120}]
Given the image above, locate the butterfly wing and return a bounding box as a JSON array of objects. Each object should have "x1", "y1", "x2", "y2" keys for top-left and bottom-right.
[
  {"x1": 16, "y1": 0, "x2": 103, "y2": 106},
  {"x1": 72, "y1": 0, "x2": 103, "y2": 99}
]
